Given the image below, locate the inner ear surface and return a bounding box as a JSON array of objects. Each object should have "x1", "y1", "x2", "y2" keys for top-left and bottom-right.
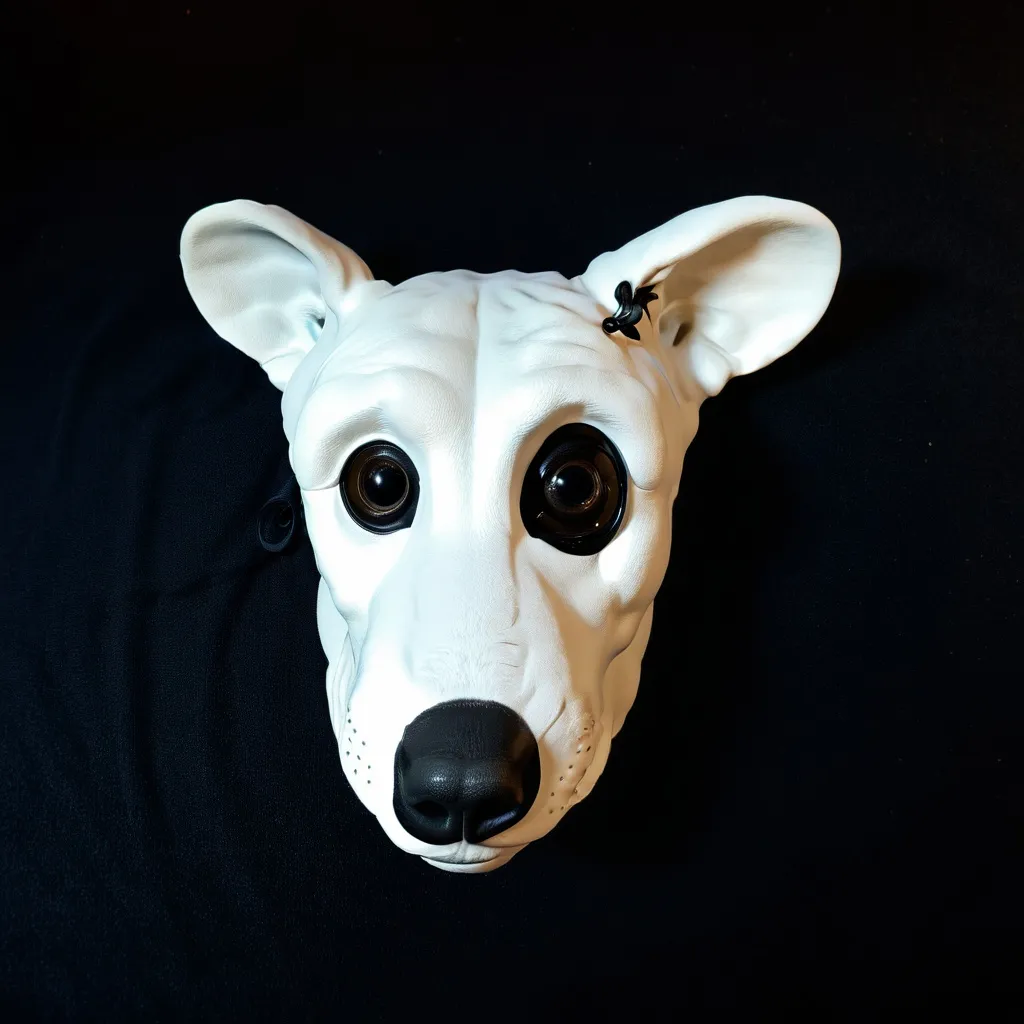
[{"x1": 656, "y1": 221, "x2": 791, "y2": 310}]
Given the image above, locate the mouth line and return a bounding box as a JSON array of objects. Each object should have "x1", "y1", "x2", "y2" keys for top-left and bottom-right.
[{"x1": 422, "y1": 850, "x2": 506, "y2": 867}]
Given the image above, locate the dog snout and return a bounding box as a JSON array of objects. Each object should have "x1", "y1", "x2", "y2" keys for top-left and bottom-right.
[{"x1": 393, "y1": 699, "x2": 540, "y2": 845}]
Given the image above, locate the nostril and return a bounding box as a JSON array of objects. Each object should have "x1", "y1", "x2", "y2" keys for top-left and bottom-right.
[{"x1": 414, "y1": 800, "x2": 448, "y2": 821}]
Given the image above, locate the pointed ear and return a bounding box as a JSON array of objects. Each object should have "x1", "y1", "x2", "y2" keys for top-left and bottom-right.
[
  {"x1": 579, "y1": 196, "x2": 841, "y2": 397},
  {"x1": 180, "y1": 200, "x2": 374, "y2": 390}
]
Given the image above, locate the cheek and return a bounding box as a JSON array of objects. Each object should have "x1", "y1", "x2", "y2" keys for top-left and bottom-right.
[
  {"x1": 606, "y1": 603, "x2": 652, "y2": 734},
  {"x1": 301, "y1": 487, "x2": 411, "y2": 621},
  {"x1": 598, "y1": 486, "x2": 673, "y2": 612},
  {"x1": 523, "y1": 486, "x2": 670, "y2": 657}
]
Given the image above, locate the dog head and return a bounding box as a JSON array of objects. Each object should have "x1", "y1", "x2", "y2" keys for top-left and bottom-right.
[{"x1": 181, "y1": 196, "x2": 840, "y2": 871}]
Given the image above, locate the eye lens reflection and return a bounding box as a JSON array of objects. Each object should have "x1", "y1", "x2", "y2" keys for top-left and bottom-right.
[
  {"x1": 359, "y1": 459, "x2": 409, "y2": 512},
  {"x1": 544, "y1": 460, "x2": 602, "y2": 515}
]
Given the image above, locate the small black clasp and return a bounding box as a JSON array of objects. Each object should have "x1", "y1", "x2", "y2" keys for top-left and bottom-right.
[{"x1": 601, "y1": 280, "x2": 658, "y2": 342}]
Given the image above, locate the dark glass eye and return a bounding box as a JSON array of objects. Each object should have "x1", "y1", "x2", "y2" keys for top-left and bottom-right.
[
  {"x1": 340, "y1": 441, "x2": 419, "y2": 533},
  {"x1": 520, "y1": 423, "x2": 628, "y2": 555}
]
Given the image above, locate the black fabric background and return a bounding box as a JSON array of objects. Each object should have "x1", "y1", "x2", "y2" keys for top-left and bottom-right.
[{"x1": 2, "y1": 3, "x2": 1022, "y2": 1018}]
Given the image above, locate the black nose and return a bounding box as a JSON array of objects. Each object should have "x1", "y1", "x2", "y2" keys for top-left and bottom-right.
[{"x1": 393, "y1": 699, "x2": 541, "y2": 845}]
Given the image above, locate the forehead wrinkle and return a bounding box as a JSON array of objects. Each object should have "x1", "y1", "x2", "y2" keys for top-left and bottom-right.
[
  {"x1": 293, "y1": 365, "x2": 465, "y2": 489},
  {"x1": 513, "y1": 333, "x2": 634, "y2": 376},
  {"x1": 312, "y1": 275, "x2": 480, "y2": 384},
  {"x1": 490, "y1": 296, "x2": 633, "y2": 374},
  {"x1": 489, "y1": 273, "x2": 601, "y2": 321},
  {"x1": 476, "y1": 275, "x2": 604, "y2": 344}
]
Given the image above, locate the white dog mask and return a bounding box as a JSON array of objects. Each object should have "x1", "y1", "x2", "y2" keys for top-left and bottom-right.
[{"x1": 180, "y1": 196, "x2": 840, "y2": 872}]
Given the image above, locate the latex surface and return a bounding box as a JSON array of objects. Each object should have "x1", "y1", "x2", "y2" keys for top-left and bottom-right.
[{"x1": 180, "y1": 196, "x2": 841, "y2": 871}]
